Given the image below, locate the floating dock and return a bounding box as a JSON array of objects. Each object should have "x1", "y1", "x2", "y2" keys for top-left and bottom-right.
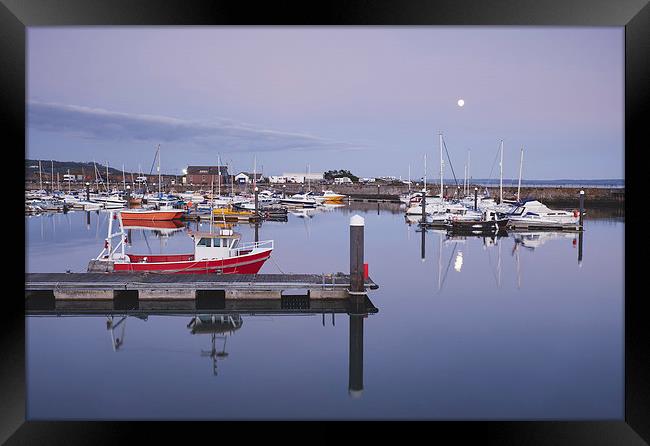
[{"x1": 25, "y1": 272, "x2": 379, "y2": 300}]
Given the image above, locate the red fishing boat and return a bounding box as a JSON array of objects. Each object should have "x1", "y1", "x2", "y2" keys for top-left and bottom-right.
[{"x1": 88, "y1": 211, "x2": 273, "y2": 274}]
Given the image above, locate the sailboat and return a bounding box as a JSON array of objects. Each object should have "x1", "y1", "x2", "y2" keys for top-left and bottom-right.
[{"x1": 120, "y1": 145, "x2": 185, "y2": 221}]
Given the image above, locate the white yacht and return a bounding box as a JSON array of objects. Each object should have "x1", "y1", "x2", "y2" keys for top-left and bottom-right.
[{"x1": 505, "y1": 200, "x2": 581, "y2": 229}]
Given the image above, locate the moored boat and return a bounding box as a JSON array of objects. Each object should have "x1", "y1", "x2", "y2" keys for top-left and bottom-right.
[
  {"x1": 120, "y1": 206, "x2": 185, "y2": 221},
  {"x1": 88, "y1": 211, "x2": 273, "y2": 274}
]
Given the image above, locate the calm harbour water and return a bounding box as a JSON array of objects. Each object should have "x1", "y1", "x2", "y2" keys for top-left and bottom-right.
[{"x1": 25, "y1": 203, "x2": 624, "y2": 420}]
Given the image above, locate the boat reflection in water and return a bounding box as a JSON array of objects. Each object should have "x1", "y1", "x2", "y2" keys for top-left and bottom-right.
[
  {"x1": 415, "y1": 218, "x2": 585, "y2": 290},
  {"x1": 188, "y1": 314, "x2": 243, "y2": 376},
  {"x1": 26, "y1": 295, "x2": 378, "y2": 396}
]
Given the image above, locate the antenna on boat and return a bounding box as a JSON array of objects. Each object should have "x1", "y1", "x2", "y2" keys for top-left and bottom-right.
[{"x1": 51, "y1": 160, "x2": 54, "y2": 193}]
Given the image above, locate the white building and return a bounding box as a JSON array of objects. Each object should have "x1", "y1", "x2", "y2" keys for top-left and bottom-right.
[
  {"x1": 269, "y1": 176, "x2": 287, "y2": 184},
  {"x1": 334, "y1": 177, "x2": 353, "y2": 184},
  {"x1": 282, "y1": 172, "x2": 324, "y2": 183},
  {"x1": 234, "y1": 172, "x2": 264, "y2": 184}
]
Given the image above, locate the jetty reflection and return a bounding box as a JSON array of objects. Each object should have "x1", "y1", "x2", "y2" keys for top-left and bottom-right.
[{"x1": 26, "y1": 295, "x2": 377, "y2": 395}]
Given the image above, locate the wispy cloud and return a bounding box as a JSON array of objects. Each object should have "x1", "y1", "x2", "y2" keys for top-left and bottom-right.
[{"x1": 28, "y1": 101, "x2": 366, "y2": 153}]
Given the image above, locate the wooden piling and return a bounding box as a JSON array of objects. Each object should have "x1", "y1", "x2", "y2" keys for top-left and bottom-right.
[
  {"x1": 474, "y1": 187, "x2": 478, "y2": 211},
  {"x1": 85, "y1": 182, "x2": 90, "y2": 201},
  {"x1": 579, "y1": 190, "x2": 585, "y2": 228},
  {"x1": 349, "y1": 215, "x2": 365, "y2": 294},
  {"x1": 421, "y1": 188, "x2": 426, "y2": 225}
]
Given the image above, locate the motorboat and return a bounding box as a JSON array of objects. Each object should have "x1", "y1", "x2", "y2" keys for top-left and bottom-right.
[
  {"x1": 445, "y1": 209, "x2": 509, "y2": 233},
  {"x1": 313, "y1": 190, "x2": 346, "y2": 203},
  {"x1": 279, "y1": 192, "x2": 317, "y2": 208},
  {"x1": 504, "y1": 200, "x2": 581, "y2": 229},
  {"x1": 88, "y1": 211, "x2": 273, "y2": 274}
]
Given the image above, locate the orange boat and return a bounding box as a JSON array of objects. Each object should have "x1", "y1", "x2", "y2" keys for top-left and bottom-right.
[{"x1": 120, "y1": 208, "x2": 185, "y2": 221}]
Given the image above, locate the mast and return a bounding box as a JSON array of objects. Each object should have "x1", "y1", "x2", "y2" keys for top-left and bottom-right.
[
  {"x1": 209, "y1": 174, "x2": 214, "y2": 233},
  {"x1": 307, "y1": 163, "x2": 311, "y2": 192},
  {"x1": 463, "y1": 164, "x2": 467, "y2": 196},
  {"x1": 217, "y1": 154, "x2": 221, "y2": 197},
  {"x1": 50, "y1": 160, "x2": 54, "y2": 192},
  {"x1": 158, "y1": 144, "x2": 162, "y2": 197},
  {"x1": 122, "y1": 164, "x2": 126, "y2": 192},
  {"x1": 106, "y1": 161, "x2": 110, "y2": 192},
  {"x1": 253, "y1": 155, "x2": 257, "y2": 192},
  {"x1": 93, "y1": 160, "x2": 98, "y2": 191},
  {"x1": 408, "y1": 164, "x2": 411, "y2": 194},
  {"x1": 231, "y1": 163, "x2": 234, "y2": 196},
  {"x1": 499, "y1": 139, "x2": 504, "y2": 204},
  {"x1": 467, "y1": 149, "x2": 471, "y2": 195},
  {"x1": 423, "y1": 153, "x2": 427, "y2": 193},
  {"x1": 439, "y1": 132, "x2": 444, "y2": 200},
  {"x1": 57, "y1": 172, "x2": 60, "y2": 191},
  {"x1": 67, "y1": 169, "x2": 71, "y2": 193},
  {"x1": 517, "y1": 147, "x2": 524, "y2": 202},
  {"x1": 39, "y1": 160, "x2": 43, "y2": 191}
]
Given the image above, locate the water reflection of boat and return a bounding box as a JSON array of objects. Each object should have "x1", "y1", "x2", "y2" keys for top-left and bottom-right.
[
  {"x1": 510, "y1": 230, "x2": 577, "y2": 250},
  {"x1": 121, "y1": 219, "x2": 185, "y2": 231},
  {"x1": 188, "y1": 314, "x2": 243, "y2": 375}
]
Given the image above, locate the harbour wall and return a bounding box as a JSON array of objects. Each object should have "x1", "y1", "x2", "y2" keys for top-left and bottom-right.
[{"x1": 27, "y1": 182, "x2": 624, "y2": 207}]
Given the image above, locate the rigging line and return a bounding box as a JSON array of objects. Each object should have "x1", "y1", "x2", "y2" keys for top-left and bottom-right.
[
  {"x1": 486, "y1": 141, "x2": 501, "y2": 183},
  {"x1": 438, "y1": 242, "x2": 458, "y2": 293},
  {"x1": 441, "y1": 136, "x2": 460, "y2": 189},
  {"x1": 270, "y1": 255, "x2": 286, "y2": 275}
]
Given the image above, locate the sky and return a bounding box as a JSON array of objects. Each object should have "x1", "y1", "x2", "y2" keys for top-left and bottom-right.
[{"x1": 27, "y1": 27, "x2": 624, "y2": 180}]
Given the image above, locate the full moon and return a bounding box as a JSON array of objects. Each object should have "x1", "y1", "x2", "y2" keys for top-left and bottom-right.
[{"x1": 457, "y1": 99, "x2": 465, "y2": 107}]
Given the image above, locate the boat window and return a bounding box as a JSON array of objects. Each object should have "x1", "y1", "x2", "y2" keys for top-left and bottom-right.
[
  {"x1": 197, "y1": 238, "x2": 211, "y2": 247},
  {"x1": 231, "y1": 239, "x2": 239, "y2": 249}
]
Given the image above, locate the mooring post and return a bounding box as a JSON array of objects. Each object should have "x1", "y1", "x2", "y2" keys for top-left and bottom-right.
[
  {"x1": 85, "y1": 182, "x2": 90, "y2": 201},
  {"x1": 349, "y1": 215, "x2": 365, "y2": 295},
  {"x1": 421, "y1": 188, "x2": 427, "y2": 225},
  {"x1": 579, "y1": 190, "x2": 585, "y2": 229},
  {"x1": 474, "y1": 187, "x2": 478, "y2": 211},
  {"x1": 254, "y1": 186, "x2": 259, "y2": 214}
]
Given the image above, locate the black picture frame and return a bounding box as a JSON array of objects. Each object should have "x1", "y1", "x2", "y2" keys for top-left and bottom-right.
[{"x1": 5, "y1": 0, "x2": 646, "y2": 443}]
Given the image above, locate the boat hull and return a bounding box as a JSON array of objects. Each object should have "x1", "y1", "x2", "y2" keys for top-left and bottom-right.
[
  {"x1": 107, "y1": 248, "x2": 272, "y2": 274},
  {"x1": 120, "y1": 210, "x2": 185, "y2": 221}
]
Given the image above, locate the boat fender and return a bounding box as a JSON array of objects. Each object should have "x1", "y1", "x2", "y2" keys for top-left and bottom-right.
[{"x1": 573, "y1": 210, "x2": 579, "y2": 217}]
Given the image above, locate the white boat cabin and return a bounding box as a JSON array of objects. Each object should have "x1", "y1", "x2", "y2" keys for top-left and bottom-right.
[{"x1": 190, "y1": 229, "x2": 241, "y2": 260}]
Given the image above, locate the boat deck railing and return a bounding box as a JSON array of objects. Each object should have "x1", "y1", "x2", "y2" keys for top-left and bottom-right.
[{"x1": 234, "y1": 240, "x2": 274, "y2": 254}]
